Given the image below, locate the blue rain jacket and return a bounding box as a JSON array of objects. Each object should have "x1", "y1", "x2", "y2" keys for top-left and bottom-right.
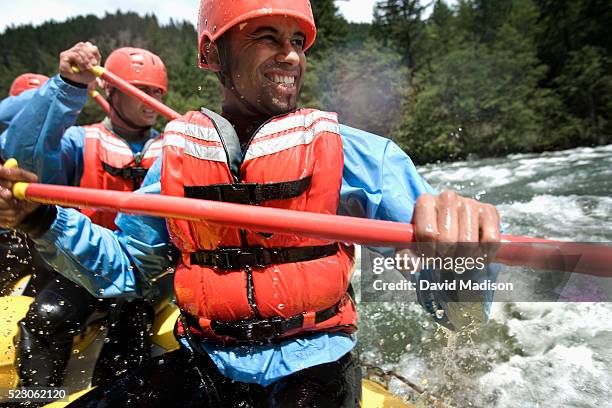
[{"x1": 0, "y1": 88, "x2": 37, "y2": 127}]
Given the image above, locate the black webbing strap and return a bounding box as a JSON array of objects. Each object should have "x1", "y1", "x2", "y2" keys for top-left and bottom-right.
[
  {"x1": 102, "y1": 162, "x2": 148, "y2": 190},
  {"x1": 181, "y1": 300, "x2": 341, "y2": 343},
  {"x1": 184, "y1": 175, "x2": 312, "y2": 205},
  {"x1": 200, "y1": 108, "x2": 242, "y2": 179},
  {"x1": 190, "y1": 243, "x2": 338, "y2": 271}
]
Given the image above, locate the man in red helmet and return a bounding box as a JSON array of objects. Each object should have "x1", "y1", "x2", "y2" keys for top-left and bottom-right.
[
  {"x1": 1, "y1": 43, "x2": 170, "y2": 388},
  {"x1": 0, "y1": 1, "x2": 500, "y2": 406}
]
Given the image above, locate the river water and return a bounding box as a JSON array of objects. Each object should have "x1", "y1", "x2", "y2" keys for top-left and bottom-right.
[{"x1": 358, "y1": 144, "x2": 612, "y2": 407}]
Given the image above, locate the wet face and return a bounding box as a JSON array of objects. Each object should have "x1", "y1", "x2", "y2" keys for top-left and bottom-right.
[
  {"x1": 220, "y1": 16, "x2": 307, "y2": 116},
  {"x1": 110, "y1": 86, "x2": 163, "y2": 127}
]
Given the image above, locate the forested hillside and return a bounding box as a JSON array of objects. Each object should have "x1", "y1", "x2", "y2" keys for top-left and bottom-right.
[{"x1": 1, "y1": 0, "x2": 610, "y2": 163}]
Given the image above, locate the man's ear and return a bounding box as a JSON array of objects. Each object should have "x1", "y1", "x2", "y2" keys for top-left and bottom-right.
[{"x1": 202, "y1": 41, "x2": 222, "y2": 72}]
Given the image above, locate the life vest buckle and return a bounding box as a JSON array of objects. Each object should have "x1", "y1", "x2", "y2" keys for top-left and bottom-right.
[
  {"x1": 210, "y1": 315, "x2": 299, "y2": 342},
  {"x1": 223, "y1": 183, "x2": 258, "y2": 205},
  {"x1": 204, "y1": 300, "x2": 343, "y2": 343},
  {"x1": 101, "y1": 162, "x2": 148, "y2": 188},
  {"x1": 215, "y1": 247, "x2": 265, "y2": 270}
]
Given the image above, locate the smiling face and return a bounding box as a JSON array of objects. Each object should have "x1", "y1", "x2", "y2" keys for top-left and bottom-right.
[
  {"x1": 215, "y1": 16, "x2": 307, "y2": 117},
  {"x1": 109, "y1": 85, "x2": 163, "y2": 128}
]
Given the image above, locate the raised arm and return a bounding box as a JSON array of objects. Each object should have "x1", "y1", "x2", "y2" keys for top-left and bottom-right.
[{"x1": 2, "y1": 43, "x2": 101, "y2": 184}]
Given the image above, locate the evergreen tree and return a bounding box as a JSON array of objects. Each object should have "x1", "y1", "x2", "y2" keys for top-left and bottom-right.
[
  {"x1": 309, "y1": 0, "x2": 349, "y2": 57},
  {"x1": 372, "y1": 0, "x2": 429, "y2": 71},
  {"x1": 395, "y1": 0, "x2": 564, "y2": 162}
]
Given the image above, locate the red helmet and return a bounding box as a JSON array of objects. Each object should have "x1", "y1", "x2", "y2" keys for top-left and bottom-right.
[
  {"x1": 9, "y1": 73, "x2": 49, "y2": 96},
  {"x1": 197, "y1": 0, "x2": 317, "y2": 69},
  {"x1": 104, "y1": 47, "x2": 168, "y2": 94}
]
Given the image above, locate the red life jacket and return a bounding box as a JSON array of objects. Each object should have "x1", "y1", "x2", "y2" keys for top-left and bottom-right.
[
  {"x1": 161, "y1": 108, "x2": 357, "y2": 344},
  {"x1": 80, "y1": 123, "x2": 163, "y2": 229}
]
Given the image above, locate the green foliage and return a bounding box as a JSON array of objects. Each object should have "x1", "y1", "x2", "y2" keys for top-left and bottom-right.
[
  {"x1": 372, "y1": 0, "x2": 429, "y2": 70},
  {"x1": 390, "y1": 0, "x2": 610, "y2": 163},
  {"x1": 555, "y1": 46, "x2": 612, "y2": 145},
  {"x1": 309, "y1": 0, "x2": 349, "y2": 57},
  {"x1": 1, "y1": 1, "x2": 610, "y2": 163}
]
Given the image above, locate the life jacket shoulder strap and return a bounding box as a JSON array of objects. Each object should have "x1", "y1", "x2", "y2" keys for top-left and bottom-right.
[
  {"x1": 184, "y1": 175, "x2": 311, "y2": 205},
  {"x1": 200, "y1": 107, "x2": 241, "y2": 178}
]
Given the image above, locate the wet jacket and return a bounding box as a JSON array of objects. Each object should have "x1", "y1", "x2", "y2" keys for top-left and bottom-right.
[
  {"x1": 0, "y1": 88, "x2": 37, "y2": 127},
  {"x1": 0, "y1": 89, "x2": 37, "y2": 147}
]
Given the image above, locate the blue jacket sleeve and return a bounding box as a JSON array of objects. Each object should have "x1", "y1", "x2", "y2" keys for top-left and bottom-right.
[
  {"x1": 31, "y1": 160, "x2": 176, "y2": 298},
  {"x1": 2, "y1": 75, "x2": 86, "y2": 185},
  {"x1": 0, "y1": 88, "x2": 37, "y2": 126},
  {"x1": 339, "y1": 124, "x2": 435, "y2": 222}
]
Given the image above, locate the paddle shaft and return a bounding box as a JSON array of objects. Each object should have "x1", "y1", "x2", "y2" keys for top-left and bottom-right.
[
  {"x1": 73, "y1": 65, "x2": 180, "y2": 120},
  {"x1": 89, "y1": 90, "x2": 110, "y2": 115},
  {"x1": 14, "y1": 182, "x2": 612, "y2": 277}
]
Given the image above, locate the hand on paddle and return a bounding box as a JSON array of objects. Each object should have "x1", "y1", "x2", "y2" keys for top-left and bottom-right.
[
  {"x1": 411, "y1": 191, "x2": 500, "y2": 260},
  {"x1": 59, "y1": 41, "x2": 101, "y2": 85},
  {"x1": 0, "y1": 165, "x2": 39, "y2": 228}
]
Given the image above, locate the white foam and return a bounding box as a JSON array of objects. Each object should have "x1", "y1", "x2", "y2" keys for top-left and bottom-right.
[
  {"x1": 478, "y1": 344, "x2": 608, "y2": 407},
  {"x1": 498, "y1": 195, "x2": 612, "y2": 240}
]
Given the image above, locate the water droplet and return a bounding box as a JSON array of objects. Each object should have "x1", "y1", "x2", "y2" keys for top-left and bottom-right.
[{"x1": 277, "y1": 303, "x2": 285, "y2": 310}]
